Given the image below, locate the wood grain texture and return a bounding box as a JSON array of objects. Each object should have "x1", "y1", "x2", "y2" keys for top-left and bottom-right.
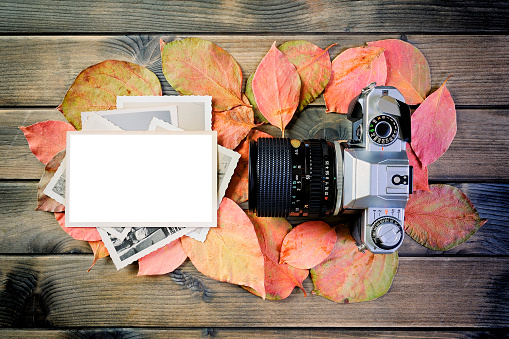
[
  {"x1": 2, "y1": 107, "x2": 508, "y2": 181},
  {"x1": 0, "y1": 329, "x2": 505, "y2": 339},
  {"x1": 0, "y1": 256, "x2": 507, "y2": 328},
  {"x1": 0, "y1": 1, "x2": 507, "y2": 33},
  {"x1": 0, "y1": 182, "x2": 506, "y2": 255},
  {"x1": 0, "y1": 35, "x2": 508, "y2": 107}
]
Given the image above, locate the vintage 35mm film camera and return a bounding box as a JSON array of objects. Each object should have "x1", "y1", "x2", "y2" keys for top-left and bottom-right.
[{"x1": 248, "y1": 84, "x2": 413, "y2": 254}]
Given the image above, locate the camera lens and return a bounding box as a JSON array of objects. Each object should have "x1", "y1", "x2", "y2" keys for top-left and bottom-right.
[{"x1": 249, "y1": 138, "x2": 340, "y2": 217}]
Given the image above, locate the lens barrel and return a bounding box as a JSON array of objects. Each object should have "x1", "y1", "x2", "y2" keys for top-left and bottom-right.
[{"x1": 249, "y1": 138, "x2": 338, "y2": 218}]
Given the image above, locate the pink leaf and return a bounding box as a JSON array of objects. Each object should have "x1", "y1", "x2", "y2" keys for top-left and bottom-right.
[
  {"x1": 411, "y1": 78, "x2": 456, "y2": 167},
  {"x1": 138, "y1": 239, "x2": 187, "y2": 276},
  {"x1": 37, "y1": 150, "x2": 66, "y2": 212},
  {"x1": 406, "y1": 144, "x2": 430, "y2": 192},
  {"x1": 19, "y1": 120, "x2": 75, "y2": 165},
  {"x1": 54, "y1": 212, "x2": 101, "y2": 241},
  {"x1": 252, "y1": 42, "x2": 301, "y2": 133}
]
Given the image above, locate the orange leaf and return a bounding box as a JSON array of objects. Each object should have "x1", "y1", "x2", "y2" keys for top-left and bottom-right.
[
  {"x1": 252, "y1": 42, "x2": 301, "y2": 133},
  {"x1": 88, "y1": 240, "x2": 109, "y2": 272},
  {"x1": 58, "y1": 60, "x2": 162, "y2": 129},
  {"x1": 245, "y1": 214, "x2": 308, "y2": 300},
  {"x1": 310, "y1": 227, "x2": 398, "y2": 303},
  {"x1": 279, "y1": 41, "x2": 334, "y2": 111},
  {"x1": 37, "y1": 150, "x2": 65, "y2": 212},
  {"x1": 245, "y1": 73, "x2": 268, "y2": 124},
  {"x1": 280, "y1": 221, "x2": 336, "y2": 270},
  {"x1": 406, "y1": 144, "x2": 430, "y2": 192},
  {"x1": 324, "y1": 45, "x2": 386, "y2": 114},
  {"x1": 19, "y1": 120, "x2": 75, "y2": 165},
  {"x1": 405, "y1": 184, "x2": 487, "y2": 251},
  {"x1": 138, "y1": 239, "x2": 187, "y2": 276},
  {"x1": 368, "y1": 39, "x2": 431, "y2": 105},
  {"x1": 181, "y1": 198, "x2": 265, "y2": 298},
  {"x1": 161, "y1": 38, "x2": 245, "y2": 112},
  {"x1": 410, "y1": 78, "x2": 456, "y2": 167},
  {"x1": 54, "y1": 212, "x2": 101, "y2": 241},
  {"x1": 225, "y1": 129, "x2": 273, "y2": 204},
  {"x1": 212, "y1": 94, "x2": 258, "y2": 150}
]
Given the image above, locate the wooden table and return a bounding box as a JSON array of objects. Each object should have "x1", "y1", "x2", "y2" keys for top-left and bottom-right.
[{"x1": 1, "y1": 1, "x2": 508, "y2": 337}]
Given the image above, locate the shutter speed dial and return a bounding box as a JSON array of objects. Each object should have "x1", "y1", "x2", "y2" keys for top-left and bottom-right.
[{"x1": 370, "y1": 216, "x2": 404, "y2": 250}]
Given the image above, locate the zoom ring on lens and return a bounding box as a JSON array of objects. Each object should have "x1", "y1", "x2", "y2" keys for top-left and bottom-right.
[
  {"x1": 307, "y1": 140, "x2": 325, "y2": 216},
  {"x1": 257, "y1": 138, "x2": 292, "y2": 217}
]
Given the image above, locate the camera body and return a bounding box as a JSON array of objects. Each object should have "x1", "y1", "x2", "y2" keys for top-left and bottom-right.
[
  {"x1": 248, "y1": 84, "x2": 412, "y2": 254},
  {"x1": 342, "y1": 83, "x2": 412, "y2": 253}
]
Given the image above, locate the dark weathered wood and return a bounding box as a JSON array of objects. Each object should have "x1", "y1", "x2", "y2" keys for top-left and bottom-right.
[
  {"x1": 0, "y1": 329, "x2": 505, "y2": 338},
  {"x1": 0, "y1": 256, "x2": 507, "y2": 328},
  {"x1": 0, "y1": 35, "x2": 508, "y2": 107},
  {"x1": 0, "y1": 182, "x2": 92, "y2": 254},
  {"x1": 0, "y1": 1, "x2": 507, "y2": 33},
  {"x1": 0, "y1": 182, "x2": 506, "y2": 255},
  {"x1": 2, "y1": 107, "x2": 508, "y2": 182}
]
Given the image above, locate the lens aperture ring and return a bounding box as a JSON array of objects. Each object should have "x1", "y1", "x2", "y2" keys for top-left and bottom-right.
[{"x1": 306, "y1": 140, "x2": 326, "y2": 216}]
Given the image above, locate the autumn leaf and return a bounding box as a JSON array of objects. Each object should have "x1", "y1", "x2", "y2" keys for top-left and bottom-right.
[
  {"x1": 368, "y1": 39, "x2": 431, "y2": 105},
  {"x1": 280, "y1": 221, "x2": 336, "y2": 270},
  {"x1": 212, "y1": 94, "x2": 258, "y2": 150},
  {"x1": 252, "y1": 42, "x2": 301, "y2": 133},
  {"x1": 37, "y1": 150, "x2": 65, "y2": 212},
  {"x1": 324, "y1": 46, "x2": 387, "y2": 113},
  {"x1": 410, "y1": 77, "x2": 456, "y2": 167},
  {"x1": 310, "y1": 227, "x2": 398, "y2": 303},
  {"x1": 279, "y1": 41, "x2": 334, "y2": 111},
  {"x1": 181, "y1": 198, "x2": 265, "y2": 298},
  {"x1": 19, "y1": 120, "x2": 75, "y2": 165},
  {"x1": 406, "y1": 144, "x2": 430, "y2": 192},
  {"x1": 54, "y1": 212, "x2": 101, "y2": 242},
  {"x1": 405, "y1": 184, "x2": 487, "y2": 251},
  {"x1": 161, "y1": 38, "x2": 245, "y2": 111},
  {"x1": 138, "y1": 239, "x2": 187, "y2": 276},
  {"x1": 225, "y1": 129, "x2": 273, "y2": 204},
  {"x1": 88, "y1": 240, "x2": 109, "y2": 272},
  {"x1": 244, "y1": 214, "x2": 308, "y2": 300},
  {"x1": 58, "y1": 60, "x2": 162, "y2": 129},
  {"x1": 245, "y1": 73, "x2": 269, "y2": 124}
]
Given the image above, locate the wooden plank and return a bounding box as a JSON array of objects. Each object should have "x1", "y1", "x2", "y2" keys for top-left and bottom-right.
[
  {"x1": 2, "y1": 107, "x2": 508, "y2": 181},
  {"x1": 0, "y1": 182, "x2": 506, "y2": 255},
  {"x1": 0, "y1": 35, "x2": 508, "y2": 107},
  {"x1": 0, "y1": 329, "x2": 504, "y2": 338},
  {"x1": 0, "y1": 256, "x2": 507, "y2": 327},
  {"x1": 0, "y1": 1, "x2": 507, "y2": 33}
]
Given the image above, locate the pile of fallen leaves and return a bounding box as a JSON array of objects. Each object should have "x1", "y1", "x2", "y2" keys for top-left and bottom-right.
[{"x1": 20, "y1": 38, "x2": 486, "y2": 303}]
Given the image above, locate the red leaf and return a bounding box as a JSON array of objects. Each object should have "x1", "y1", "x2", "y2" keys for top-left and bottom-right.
[
  {"x1": 54, "y1": 212, "x2": 101, "y2": 241},
  {"x1": 19, "y1": 120, "x2": 75, "y2": 165},
  {"x1": 280, "y1": 221, "x2": 336, "y2": 270},
  {"x1": 37, "y1": 150, "x2": 65, "y2": 212},
  {"x1": 324, "y1": 46, "x2": 387, "y2": 113},
  {"x1": 410, "y1": 78, "x2": 457, "y2": 167},
  {"x1": 225, "y1": 130, "x2": 273, "y2": 204},
  {"x1": 181, "y1": 198, "x2": 265, "y2": 298},
  {"x1": 212, "y1": 94, "x2": 258, "y2": 150},
  {"x1": 406, "y1": 144, "x2": 430, "y2": 192},
  {"x1": 88, "y1": 240, "x2": 109, "y2": 272},
  {"x1": 252, "y1": 42, "x2": 301, "y2": 133},
  {"x1": 310, "y1": 227, "x2": 398, "y2": 303},
  {"x1": 368, "y1": 39, "x2": 431, "y2": 105},
  {"x1": 279, "y1": 41, "x2": 334, "y2": 111},
  {"x1": 161, "y1": 38, "x2": 245, "y2": 111},
  {"x1": 138, "y1": 239, "x2": 187, "y2": 276},
  {"x1": 405, "y1": 184, "x2": 487, "y2": 251},
  {"x1": 58, "y1": 60, "x2": 162, "y2": 129},
  {"x1": 245, "y1": 214, "x2": 309, "y2": 300}
]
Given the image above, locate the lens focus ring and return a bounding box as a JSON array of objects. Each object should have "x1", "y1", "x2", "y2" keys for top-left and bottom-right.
[
  {"x1": 307, "y1": 140, "x2": 325, "y2": 215},
  {"x1": 256, "y1": 138, "x2": 292, "y2": 217}
]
